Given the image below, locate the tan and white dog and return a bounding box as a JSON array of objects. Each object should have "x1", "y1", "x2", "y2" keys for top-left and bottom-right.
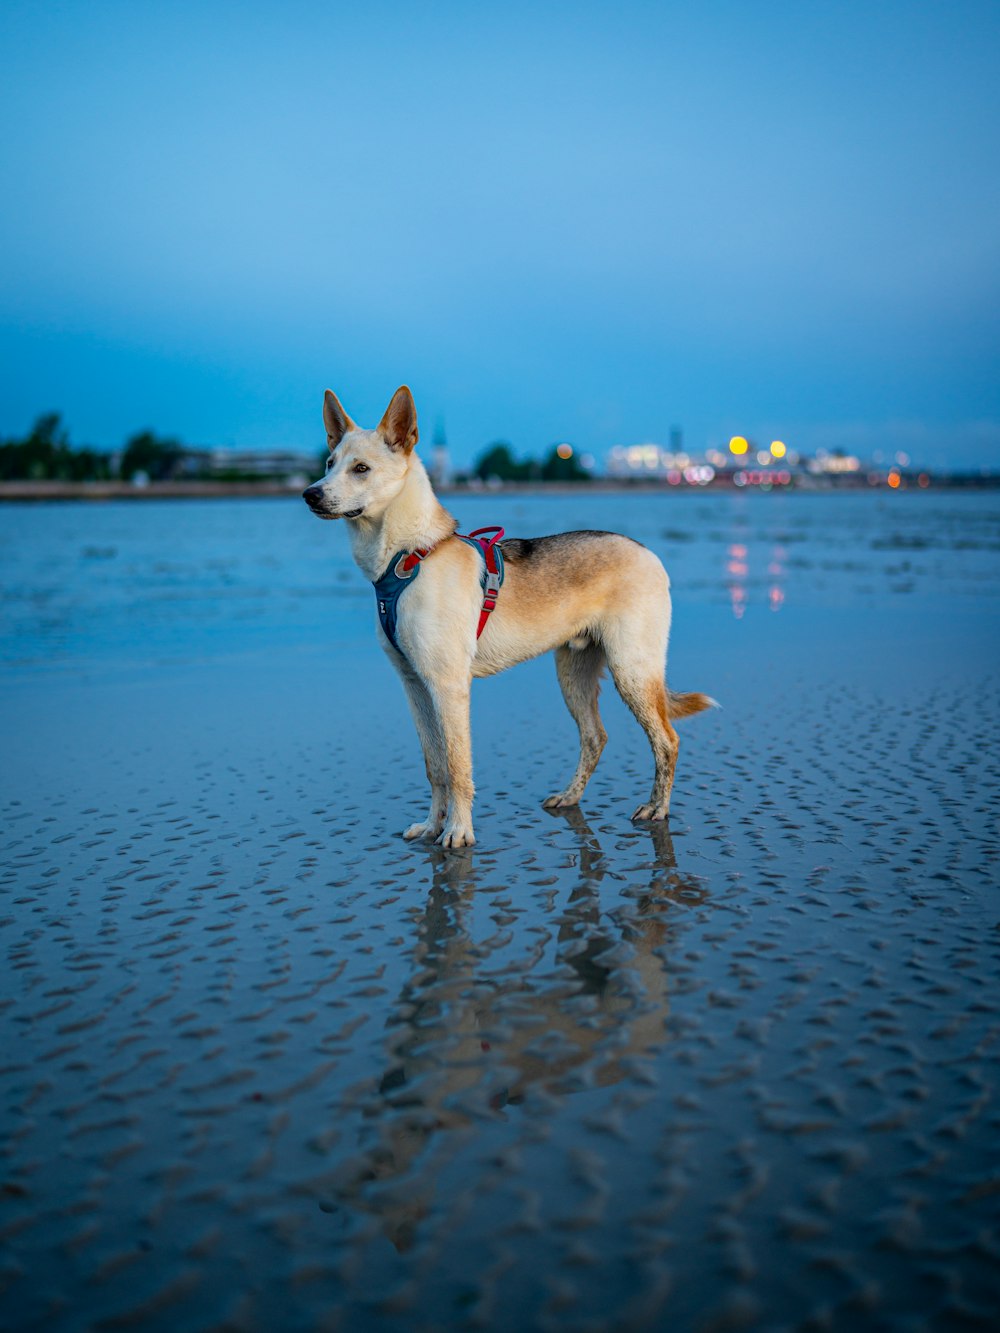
[{"x1": 303, "y1": 386, "x2": 714, "y2": 848}]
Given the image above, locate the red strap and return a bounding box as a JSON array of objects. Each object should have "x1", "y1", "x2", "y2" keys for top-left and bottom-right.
[
  {"x1": 459, "y1": 526, "x2": 504, "y2": 638},
  {"x1": 399, "y1": 548, "x2": 428, "y2": 574},
  {"x1": 464, "y1": 526, "x2": 503, "y2": 570},
  {"x1": 400, "y1": 528, "x2": 504, "y2": 639}
]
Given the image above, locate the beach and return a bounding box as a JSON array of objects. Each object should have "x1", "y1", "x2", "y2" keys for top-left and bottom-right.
[{"x1": 2, "y1": 489, "x2": 999, "y2": 1330}]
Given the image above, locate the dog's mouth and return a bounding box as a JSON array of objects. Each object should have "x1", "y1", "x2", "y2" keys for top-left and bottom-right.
[
  {"x1": 306, "y1": 506, "x2": 364, "y2": 521},
  {"x1": 302, "y1": 488, "x2": 364, "y2": 521}
]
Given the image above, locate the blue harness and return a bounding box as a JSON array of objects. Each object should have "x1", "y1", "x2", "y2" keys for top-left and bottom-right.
[{"x1": 373, "y1": 533, "x2": 505, "y2": 656}]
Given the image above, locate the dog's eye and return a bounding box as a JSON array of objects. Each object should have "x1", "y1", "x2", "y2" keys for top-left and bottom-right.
[{"x1": 353, "y1": 463, "x2": 370, "y2": 475}]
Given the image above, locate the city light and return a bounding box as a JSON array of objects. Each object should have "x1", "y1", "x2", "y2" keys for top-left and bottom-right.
[
  {"x1": 556, "y1": 443, "x2": 573, "y2": 460},
  {"x1": 604, "y1": 434, "x2": 931, "y2": 488}
]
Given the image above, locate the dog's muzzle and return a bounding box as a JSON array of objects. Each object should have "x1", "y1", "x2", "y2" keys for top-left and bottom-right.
[
  {"x1": 302, "y1": 485, "x2": 364, "y2": 520},
  {"x1": 302, "y1": 483, "x2": 338, "y2": 518}
]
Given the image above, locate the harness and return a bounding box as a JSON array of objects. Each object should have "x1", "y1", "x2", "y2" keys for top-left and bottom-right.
[{"x1": 373, "y1": 526, "x2": 505, "y2": 657}]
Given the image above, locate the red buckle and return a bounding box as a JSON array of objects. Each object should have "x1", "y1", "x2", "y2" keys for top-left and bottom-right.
[{"x1": 396, "y1": 547, "x2": 429, "y2": 577}]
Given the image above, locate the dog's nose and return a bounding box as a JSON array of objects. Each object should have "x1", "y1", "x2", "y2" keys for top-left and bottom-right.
[{"x1": 302, "y1": 484, "x2": 324, "y2": 509}]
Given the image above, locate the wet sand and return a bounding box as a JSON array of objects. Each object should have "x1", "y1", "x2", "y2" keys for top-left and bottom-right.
[{"x1": 2, "y1": 492, "x2": 999, "y2": 1329}]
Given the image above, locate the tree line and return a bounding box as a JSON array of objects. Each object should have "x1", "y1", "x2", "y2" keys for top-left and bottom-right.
[
  {"x1": 470, "y1": 442, "x2": 589, "y2": 483},
  {"x1": 0, "y1": 414, "x2": 186, "y2": 483},
  {"x1": 2, "y1": 414, "x2": 593, "y2": 484}
]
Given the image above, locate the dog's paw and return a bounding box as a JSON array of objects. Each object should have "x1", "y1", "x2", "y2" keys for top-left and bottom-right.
[
  {"x1": 437, "y1": 822, "x2": 476, "y2": 849},
  {"x1": 542, "y1": 791, "x2": 580, "y2": 809},
  {"x1": 403, "y1": 821, "x2": 441, "y2": 841},
  {"x1": 632, "y1": 803, "x2": 670, "y2": 822}
]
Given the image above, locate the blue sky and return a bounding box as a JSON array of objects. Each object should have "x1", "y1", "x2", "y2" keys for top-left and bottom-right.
[{"x1": 1, "y1": 0, "x2": 998, "y2": 468}]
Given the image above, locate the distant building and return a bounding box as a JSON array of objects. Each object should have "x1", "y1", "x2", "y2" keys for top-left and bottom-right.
[
  {"x1": 429, "y1": 421, "x2": 451, "y2": 488},
  {"x1": 209, "y1": 448, "x2": 320, "y2": 477},
  {"x1": 178, "y1": 448, "x2": 320, "y2": 483}
]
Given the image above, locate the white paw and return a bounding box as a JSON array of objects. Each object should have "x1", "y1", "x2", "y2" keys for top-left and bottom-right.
[
  {"x1": 436, "y1": 822, "x2": 476, "y2": 849},
  {"x1": 403, "y1": 821, "x2": 441, "y2": 841},
  {"x1": 542, "y1": 791, "x2": 580, "y2": 809},
  {"x1": 632, "y1": 803, "x2": 669, "y2": 822}
]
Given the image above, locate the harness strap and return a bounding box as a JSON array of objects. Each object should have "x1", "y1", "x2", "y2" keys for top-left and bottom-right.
[
  {"x1": 374, "y1": 526, "x2": 505, "y2": 655},
  {"x1": 398, "y1": 548, "x2": 428, "y2": 574},
  {"x1": 460, "y1": 526, "x2": 505, "y2": 638},
  {"x1": 395, "y1": 526, "x2": 505, "y2": 639}
]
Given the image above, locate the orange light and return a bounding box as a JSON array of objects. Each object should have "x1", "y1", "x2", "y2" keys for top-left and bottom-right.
[
  {"x1": 729, "y1": 436, "x2": 749, "y2": 455},
  {"x1": 887, "y1": 472, "x2": 901, "y2": 489},
  {"x1": 770, "y1": 440, "x2": 786, "y2": 458},
  {"x1": 556, "y1": 443, "x2": 573, "y2": 460}
]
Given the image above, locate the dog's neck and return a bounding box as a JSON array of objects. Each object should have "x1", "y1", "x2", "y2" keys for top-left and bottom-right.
[{"x1": 347, "y1": 453, "x2": 457, "y2": 581}]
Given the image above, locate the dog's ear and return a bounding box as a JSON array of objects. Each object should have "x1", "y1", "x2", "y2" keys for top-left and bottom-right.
[
  {"x1": 378, "y1": 386, "x2": 419, "y2": 454},
  {"x1": 323, "y1": 390, "x2": 355, "y2": 448}
]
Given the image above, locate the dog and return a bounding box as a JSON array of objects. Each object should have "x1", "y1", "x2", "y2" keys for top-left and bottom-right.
[{"x1": 303, "y1": 386, "x2": 714, "y2": 848}]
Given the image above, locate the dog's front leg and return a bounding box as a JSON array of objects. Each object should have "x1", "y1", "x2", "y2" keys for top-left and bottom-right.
[
  {"x1": 427, "y1": 674, "x2": 476, "y2": 848},
  {"x1": 397, "y1": 665, "x2": 449, "y2": 841}
]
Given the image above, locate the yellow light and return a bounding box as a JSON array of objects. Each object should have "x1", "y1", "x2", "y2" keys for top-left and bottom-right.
[
  {"x1": 770, "y1": 440, "x2": 786, "y2": 458},
  {"x1": 556, "y1": 443, "x2": 573, "y2": 460},
  {"x1": 729, "y1": 436, "x2": 749, "y2": 456},
  {"x1": 887, "y1": 472, "x2": 901, "y2": 489}
]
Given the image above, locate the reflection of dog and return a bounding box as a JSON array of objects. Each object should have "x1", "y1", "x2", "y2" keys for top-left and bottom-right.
[
  {"x1": 303, "y1": 386, "x2": 715, "y2": 847},
  {"x1": 306, "y1": 811, "x2": 709, "y2": 1252}
]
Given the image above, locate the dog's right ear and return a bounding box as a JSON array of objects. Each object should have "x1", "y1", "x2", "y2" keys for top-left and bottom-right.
[{"x1": 323, "y1": 390, "x2": 355, "y2": 448}]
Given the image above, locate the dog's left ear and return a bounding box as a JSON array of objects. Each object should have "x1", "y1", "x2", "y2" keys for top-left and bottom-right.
[{"x1": 378, "y1": 386, "x2": 419, "y2": 454}]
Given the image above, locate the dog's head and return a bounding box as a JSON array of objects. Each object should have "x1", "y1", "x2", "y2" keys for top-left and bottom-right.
[{"x1": 302, "y1": 385, "x2": 419, "y2": 521}]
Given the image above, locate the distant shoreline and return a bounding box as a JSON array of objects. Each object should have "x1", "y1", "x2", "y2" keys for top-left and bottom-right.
[{"x1": 0, "y1": 476, "x2": 997, "y2": 502}]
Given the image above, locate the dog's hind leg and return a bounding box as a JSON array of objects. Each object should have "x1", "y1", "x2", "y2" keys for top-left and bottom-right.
[
  {"x1": 397, "y1": 665, "x2": 449, "y2": 841},
  {"x1": 613, "y1": 670, "x2": 679, "y2": 821},
  {"x1": 543, "y1": 640, "x2": 608, "y2": 809},
  {"x1": 601, "y1": 606, "x2": 679, "y2": 822}
]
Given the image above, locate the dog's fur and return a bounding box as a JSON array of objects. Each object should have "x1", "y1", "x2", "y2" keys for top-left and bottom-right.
[{"x1": 303, "y1": 386, "x2": 714, "y2": 847}]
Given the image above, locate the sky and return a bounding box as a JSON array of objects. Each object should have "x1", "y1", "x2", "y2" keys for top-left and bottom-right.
[{"x1": 1, "y1": 0, "x2": 998, "y2": 469}]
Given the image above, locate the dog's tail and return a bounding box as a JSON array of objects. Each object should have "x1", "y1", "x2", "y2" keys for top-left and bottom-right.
[{"x1": 666, "y1": 689, "x2": 718, "y2": 721}]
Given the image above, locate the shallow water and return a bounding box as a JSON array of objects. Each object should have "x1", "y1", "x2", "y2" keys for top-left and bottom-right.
[
  {"x1": 1, "y1": 491, "x2": 999, "y2": 1330},
  {"x1": 2, "y1": 490, "x2": 997, "y2": 675}
]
